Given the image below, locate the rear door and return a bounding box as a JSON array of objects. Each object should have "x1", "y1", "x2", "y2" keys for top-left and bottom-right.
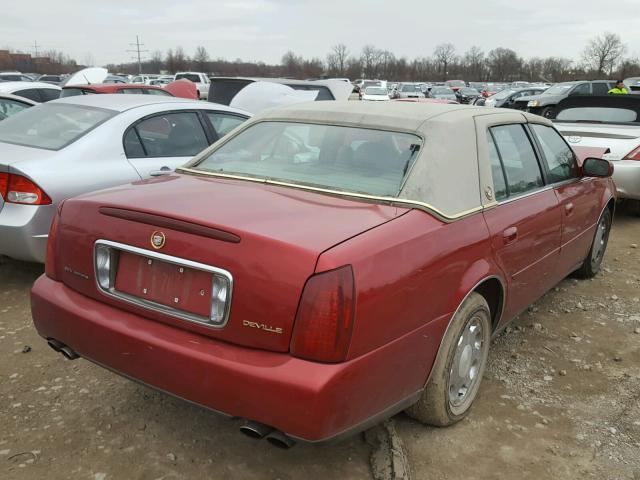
[
  {"x1": 480, "y1": 121, "x2": 563, "y2": 320},
  {"x1": 529, "y1": 123, "x2": 601, "y2": 274},
  {"x1": 123, "y1": 110, "x2": 211, "y2": 177}
]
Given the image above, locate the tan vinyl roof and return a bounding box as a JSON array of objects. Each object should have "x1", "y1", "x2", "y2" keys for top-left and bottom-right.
[{"x1": 259, "y1": 100, "x2": 552, "y2": 132}]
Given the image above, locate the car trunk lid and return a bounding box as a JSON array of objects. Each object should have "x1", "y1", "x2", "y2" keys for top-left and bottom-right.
[
  {"x1": 55, "y1": 174, "x2": 408, "y2": 352},
  {"x1": 555, "y1": 122, "x2": 640, "y2": 160}
]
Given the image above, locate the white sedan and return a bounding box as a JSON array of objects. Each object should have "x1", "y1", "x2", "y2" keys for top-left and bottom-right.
[
  {"x1": 0, "y1": 94, "x2": 250, "y2": 262},
  {"x1": 361, "y1": 86, "x2": 390, "y2": 101}
]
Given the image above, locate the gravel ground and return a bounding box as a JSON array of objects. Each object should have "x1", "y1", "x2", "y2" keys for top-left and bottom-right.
[{"x1": 1, "y1": 205, "x2": 638, "y2": 480}]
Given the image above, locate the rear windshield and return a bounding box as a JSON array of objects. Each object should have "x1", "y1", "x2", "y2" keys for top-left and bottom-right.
[
  {"x1": 556, "y1": 107, "x2": 638, "y2": 123},
  {"x1": 60, "y1": 88, "x2": 97, "y2": 98},
  {"x1": 175, "y1": 74, "x2": 201, "y2": 83},
  {"x1": 365, "y1": 87, "x2": 388, "y2": 95},
  {"x1": 0, "y1": 103, "x2": 115, "y2": 150},
  {"x1": 544, "y1": 84, "x2": 574, "y2": 95},
  {"x1": 191, "y1": 121, "x2": 423, "y2": 197}
]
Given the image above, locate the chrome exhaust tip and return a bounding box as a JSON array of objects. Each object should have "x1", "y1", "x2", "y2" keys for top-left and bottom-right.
[
  {"x1": 239, "y1": 420, "x2": 273, "y2": 439},
  {"x1": 265, "y1": 430, "x2": 296, "y2": 449},
  {"x1": 47, "y1": 339, "x2": 80, "y2": 360}
]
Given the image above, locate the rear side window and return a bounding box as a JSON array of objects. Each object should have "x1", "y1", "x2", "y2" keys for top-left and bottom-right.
[
  {"x1": 125, "y1": 112, "x2": 209, "y2": 158},
  {"x1": 487, "y1": 132, "x2": 508, "y2": 201},
  {"x1": 39, "y1": 89, "x2": 60, "y2": 102},
  {"x1": 531, "y1": 124, "x2": 578, "y2": 183},
  {"x1": 490, "y1": 125, "x2": 543, "y2": 197},
  {"x1": 60, "y1": 88, "x2": 96, "y2": 98},
  {"x1": 206, "y1": 112, "x2": 247, "y2": 138},
  {"x1": 13, "y1": 89, "x2": 42, "y2": 102},
  {"x1": 0, "y1": 98, "x2": 30, "y2": 120},
  {"x1": 119, "y1": 89, "x2": 145, "y2": 95}
]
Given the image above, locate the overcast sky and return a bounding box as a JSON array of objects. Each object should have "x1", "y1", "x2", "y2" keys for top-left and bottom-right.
[{"x1": 3, "y1": 0, "x2": 640, "y2": 66}]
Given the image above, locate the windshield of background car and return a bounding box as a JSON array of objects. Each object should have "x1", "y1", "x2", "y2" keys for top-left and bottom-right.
[
  {"x1": 365, "y1": 87, "x2": 388, "y2": 95},
  {"x1": 492, "y1": 89, "x2": 516, "y2": 100},
  {"x1": 460, "y1": 88, "x2": 479, "y2": 95},
  {"x1": 401, "y1": 85, "x2": 420, "y2": 92},
  {"x1": 175, "y1": 74, "x2": 201, "y2": 83},
  {"x1": 0, "y1": 103, "x2": 115, "y2": 150},
  {"x1": 556, "y1": 107, "x2": 638, "y2": 123},
  {"x1": 544, "y1": 84, "x2": 573, "y2": 95},
  {"x1": 446, "y1": 81, "x2": 466, "y2": 87},
  {"x1": 362, "y1": 81, "x2": 381, "y2": 89},
  {"x1": 192, "y1": 121, "x2": 423, "y2": 197}
]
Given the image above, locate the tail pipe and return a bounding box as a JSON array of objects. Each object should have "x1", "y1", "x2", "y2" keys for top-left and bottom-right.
[
  {"x1": 239, "y1": 420, "x2": 273, "y2": 439},
  {"x1": 47, "y1": 339, "x2": 80, "y2": 360},
  {"x1": 265, "y1": 430, "x2": 296, "y2": 449}
]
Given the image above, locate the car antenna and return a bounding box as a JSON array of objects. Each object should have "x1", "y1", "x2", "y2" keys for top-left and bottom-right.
[{"x1": 83, "y1": 74, "x2": 91, "y2": 85}]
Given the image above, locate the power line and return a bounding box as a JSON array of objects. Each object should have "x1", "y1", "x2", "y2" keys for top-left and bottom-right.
[
  {"x1": 32, "y1": 41, "x2": 41, "y2": 57},
  {"x1": 127, "y1": 35, "x2": 149, "y2": 74}
]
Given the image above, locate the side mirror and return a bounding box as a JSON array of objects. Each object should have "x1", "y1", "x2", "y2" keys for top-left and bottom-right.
[{"x1": 582, "y1": 157, "x2": 613, "y2": 178}]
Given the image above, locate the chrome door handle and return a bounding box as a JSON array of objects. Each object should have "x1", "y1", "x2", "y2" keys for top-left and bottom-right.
[
  {"x1": 565, "y1": 202, "x2": 574, "y2": 215},
  {"x1": 149, "y1": 167, "x2": 172, "y2": 177},
  {"x1": 503, "y1": 226, "x2": 518, "y2": 245}
]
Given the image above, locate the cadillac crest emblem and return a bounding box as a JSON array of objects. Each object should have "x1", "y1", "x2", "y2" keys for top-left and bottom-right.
[{"x1": 151, "y1": 231, "x2": 166, "y2": 249}]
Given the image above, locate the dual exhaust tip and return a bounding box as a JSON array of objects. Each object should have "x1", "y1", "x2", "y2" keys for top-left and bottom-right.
[
  {"x1": 239, "y1": 420, "x2": 296, "y2": 449},
  {"x1": 47, "y1": 339, "x2": 295, "y2": 448}
]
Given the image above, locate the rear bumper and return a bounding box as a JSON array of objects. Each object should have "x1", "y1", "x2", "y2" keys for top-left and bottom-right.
[
  {"x1": 0, "y1": 203, "x2": 54, "y2": 262},
  {"x1": 31, "y1": 276, "x2": 443, "y2": 442},
  {"x1": 612, "y1": 160, "x2": 640, "y2": 200}
]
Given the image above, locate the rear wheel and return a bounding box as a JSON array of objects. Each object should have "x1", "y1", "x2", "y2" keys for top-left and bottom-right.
[
  {"x1": 575, "y1": 208, "x2": 612, "y2": 278},
  {"x1": 405, "y1": 292, "x2": 491, "y2": 426}
]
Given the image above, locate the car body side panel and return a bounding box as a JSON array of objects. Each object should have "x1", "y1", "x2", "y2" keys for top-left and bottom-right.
[
  {"x1": 316, "y1": 209, "x2": 500, "y2": 360},
  {"x1": 483, "y1": 191, "x2": 563, "y2": 323}
]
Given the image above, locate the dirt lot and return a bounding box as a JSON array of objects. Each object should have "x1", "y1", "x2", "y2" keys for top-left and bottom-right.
[{"x1": 1, "y1": 206, "x2": 639, "y2": 480}]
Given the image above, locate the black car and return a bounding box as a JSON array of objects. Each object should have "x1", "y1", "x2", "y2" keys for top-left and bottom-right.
[
  {"x1": 456, "y1": 87, "x2": 481, "y2": 104},
  {"x1": 514, "y1": 80, "x2": 615, "y2": 118}
]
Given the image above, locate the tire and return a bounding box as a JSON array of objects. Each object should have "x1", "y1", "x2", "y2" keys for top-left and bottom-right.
[
  {"x1": 575, "y1": 208, "x2": 612, "y2": 278},
  {"x1": 405, "y1": 292, "x2": 491, "y2": 427},
  {"x1": 541, "y1": 106, "x2": 556, "y2": 119}
]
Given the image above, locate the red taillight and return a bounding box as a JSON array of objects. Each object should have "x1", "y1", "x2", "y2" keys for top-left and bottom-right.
[
  {"x1": 0, "y1": 173, "x2": 51, "y2": 205},
  {"x1": 623, "y1": 145, "x2": 640, "y2": 160},
  {"x1": 45, "y1": 202, "x2": 64, "y2": 280},
  {"x1": 0, "y1": 173, "x2": 8, "y2": 200},
  {"x1": 290, "y1": 265, "x2": 355, "y2": 363}
]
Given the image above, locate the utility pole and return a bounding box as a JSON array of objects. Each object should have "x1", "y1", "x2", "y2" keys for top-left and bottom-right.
[
  {"x1": 127, "y1": 35, "x2": 148, "y2": 75},
  {"x1": 32, "y1": 41, "x2": 40, "y2": 57}
]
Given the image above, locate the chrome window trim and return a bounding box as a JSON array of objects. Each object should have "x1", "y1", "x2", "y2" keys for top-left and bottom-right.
[
  {"x1": 488, "y1": 185, "x2": 555, "y2": 207},
  {"x1": 93, "y1": 239, "x2": 233, "y2": 329}
]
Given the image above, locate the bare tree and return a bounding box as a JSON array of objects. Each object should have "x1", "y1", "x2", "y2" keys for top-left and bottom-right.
[
  {"x1": 149, "y1": 50, "x2": 164, "y2": 73},
  {"x1": 433, "y1": 43, "x2": 457, "y2": 80},
  {"x1": 281, "y1": 51, "x2": 304, "y2": 78},
  {"x1": 193, "y1": 46, "x2": 209, "y2": 72},
  {"x1": 174, "y1": 46, "x2": 189, "y2": 72},
  {"x1": 361, "y1": 45, "x2": 383, "y2": 79},
  {"x1": 462, "y1": 46, "x2": 485, "y2": 81},
  {"x1": 331, "y1": 44, "x2": 349, "y2": 76},
  {"x1": 582, "y1": 33, "x2": 626, "y2": 75},
  {"x1": 487, "y1": 48, "x2": 522, "y2": 81}
]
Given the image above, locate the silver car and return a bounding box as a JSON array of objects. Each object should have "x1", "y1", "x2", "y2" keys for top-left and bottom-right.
[
  {"x1": 0, "y1": 95, "x2": 249, "y2": 262},
  {"x1": 553, "y1": 95, "x2": 640, "y2": 206}
]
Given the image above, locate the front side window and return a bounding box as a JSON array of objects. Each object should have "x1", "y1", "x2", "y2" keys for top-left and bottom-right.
[
  {"x1": 127, "y1": 112, "x2": 209, "y2": 158},
  {"x1": 206, "y1": 112, "x2": 247, "y2": 138},
  {"x1": 490, "y1": 124, "x2": 543, "y2": 196},
  {"x1": 572, "y1": 83, "x2": 591, "y2": 95},
  {"x1": 592, "y1": 83, "x2": 609, "y2": 95},
  {"x1": 531, "y1": 124, "x2": 578, "y2": 183},
  {"x1": 0, "y1": 103, "x2": 115, "y2": 150},
  {"x1": 192, "y1": 121, "x2": 423, "y2": 197},
  {"x1": 119, "y1": 88, "x2": 145, "y2": 95}
]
